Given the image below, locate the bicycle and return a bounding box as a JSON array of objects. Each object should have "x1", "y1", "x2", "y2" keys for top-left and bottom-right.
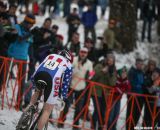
[
  {"x1": 16, "y1": 96, "x2": 48, "y2": 130},
  {"x1": 16, "y1": 80, "x2": 65, "y2": 130}
]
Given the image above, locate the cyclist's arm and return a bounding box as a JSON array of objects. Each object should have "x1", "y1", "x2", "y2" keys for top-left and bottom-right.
[{"x1": 61, "y1": 67, "x2": 73, "y2": 99}]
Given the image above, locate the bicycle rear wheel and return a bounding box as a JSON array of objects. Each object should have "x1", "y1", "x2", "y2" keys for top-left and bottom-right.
[
  {"x1": 29, "y1": 110, "x2": 48, "y2": 130},
  {"x1": 29, "y1": 109, "x2": 42, "y2": 130}
]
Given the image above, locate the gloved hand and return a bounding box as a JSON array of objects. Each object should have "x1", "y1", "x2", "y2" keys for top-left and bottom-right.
[
  {"x1": 115, "y1": 87, "x2": 123, "y2": 94},
  {"x1": 54, "y1": 97, "x2": 65, "y2": 111}
]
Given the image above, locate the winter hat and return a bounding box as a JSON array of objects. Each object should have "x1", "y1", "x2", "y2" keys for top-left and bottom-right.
[
  {"x1": 80, "y1": 47, "x2": 88, "y2": 53},
  {"x1": 117, "y1": 66, "x2": 127, "y2": 76},
  {"x1": 52, "y1": 24, "x2": 59, "y2": 30},
  {"x1": 24, "y1": 13, "x2": 36, "y2": 24},
  {"x1": 106, "y1": 52, "x2": 115, "y2": 60}
]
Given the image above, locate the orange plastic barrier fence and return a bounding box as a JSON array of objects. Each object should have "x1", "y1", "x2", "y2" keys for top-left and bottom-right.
[
  {"x1": 0, "y1": 56, "x2": 30, "y2": 110},
  {"x1": 0, "y1": 56, "x2": 159, "y2": 130},
  {"x1": 52, "y1": 77, "x2": 158, "y2": 130}
]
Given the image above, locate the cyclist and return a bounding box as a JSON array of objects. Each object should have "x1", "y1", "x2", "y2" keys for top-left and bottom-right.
[{"x1": 22, "y1": 50, "x2": 73, "y2": 130}]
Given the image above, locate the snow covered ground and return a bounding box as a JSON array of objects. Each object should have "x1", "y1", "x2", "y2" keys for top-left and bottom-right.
[{"x1": 0, "y1": 2, "x2": 160, "y2": 130}]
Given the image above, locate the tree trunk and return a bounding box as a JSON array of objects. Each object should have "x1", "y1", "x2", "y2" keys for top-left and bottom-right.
[{"x1": 109, "y1": 0, "x2": 137, "y2": 53}]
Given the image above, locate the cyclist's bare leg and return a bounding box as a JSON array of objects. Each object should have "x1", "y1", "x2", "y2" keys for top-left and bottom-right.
[
  {"x1": 24, "y1": 90, "x2": 40, "y2": 111},
  {"x1": 30, "y1": 89, "x2": 40, "y2": 105},
  {"x1": 37, "y1": 103, "x2": 53, "y2": 130}
]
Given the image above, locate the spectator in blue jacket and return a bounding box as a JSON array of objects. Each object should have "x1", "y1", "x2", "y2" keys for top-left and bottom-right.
[
  {"x1": 126, "y1": 58, "x2": 145, "y2": 130},
  {"x1": 81, "y1": 3, "x2": 97, "y2": 43},
  {"x1": 7, "y1": 13, "x2": 36, "y2": 109}
]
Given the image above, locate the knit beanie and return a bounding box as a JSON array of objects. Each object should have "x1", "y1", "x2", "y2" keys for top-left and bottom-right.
[
  {"x1": 24, "y1": 13, "x2": 36, "y2": 24},
  {"x1": 106, "y1": 52, "x2": 115, "y2": 61},
  {"x1": 117, "y1": 66, "x2": 127, "y2": 76}
]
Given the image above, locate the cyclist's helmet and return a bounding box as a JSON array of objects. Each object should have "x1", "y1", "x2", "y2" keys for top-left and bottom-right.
[{"x1": 58, "y1": 50, "x2": 73, "y2": 63}]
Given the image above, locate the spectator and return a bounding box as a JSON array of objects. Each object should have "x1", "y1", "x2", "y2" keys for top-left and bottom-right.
[
  {"x1": 98, "y1": 0, "x2": 108, "y2": 18},
  {"x1": 126, "y1": 58, "x2": 145, "y2": 130},
  {"x1": 81, "y1": 3, "x2": 97, "y2": 43},
  {"x1": 32, "y1": 0, "x2": 40, "y2": 15},
  {"x1": 42, "y1": 0, "x2": 56, "y2": 16},
  {"x1": 8, "y1": 0, "x2": 17, "y2": 5},
  {"x1": 78, "y1": 0, "x2": 86, "y2": 18},
  {"x1": 63, "y1": 0, "x2": 71, "y2": 17},
  {"x1": 91, "y1": 52, "x2": 117, "y2": 130},
  {"x1": 7, "y1": 13, "x2": 36, "y2": 109},
  {"x1": 31, "y1": 17, "x2": 56, "y2": 63},
  {"x1": 18, "y1": 0, "x2": 30, "y2": 14},
  {"x1": 136, "y1": 0, "x2": 143, "y2": 20},
  {"x1": 84, "y1": 37, "x2": 98, "y2": 65},
  {"x1": 143, "y1": 59, "x2": 157, "y2": 127},
  {"x1": 141, "y1": 0, "x2": 156, "y2": 43},
  {"x1": 0, "y1": 1, "x2": 7, "y2": 13},
  {"x1": 148, "y1": 68, "x2": 160, "y2": 127},
  {"x1": 58, "y1": 47, "x2": 93, "y2": 130},
  {"x1": 155, "y1": 0, "x2": 160, "y2": 39},
  {"x1": 7, "y1": 4, "x2": 18, "y2": 27},
  {"x1": 95, "y1": 36, "x2": 108, "y2": 58},
  {"x1": 66, "y1": 7, "x2": 81, "y2": 43},
  {"x1": 66, "y1": 32, "x2": 81, "y2": 56},
  {"x1": 103, "y1": 19, "x2": 121, "y2": 52},
  {"x1": 50, "y1": 25, "x2": 64, "y2": 53},
  {"x1": 0, "y1": 12, "x2": 17, "y2": 56},
  {"x1": 71, "y1": 47, "x2": 93, "y2": 130},
  {"x1": 108, "y1": 66, "x2": 131, "y2": 130},
  {"x1": 51, "y1": 34, "x2": 65, "y2": 54},
  {"x1": 86, "y1": 0, "x2": 98, "y2": 14},
  {"x1": 0, "y1": 12, "x2": 18, "y2": 92},
  {"x1": 51, "y1": 24, "x2": 59, "y2": 35}
]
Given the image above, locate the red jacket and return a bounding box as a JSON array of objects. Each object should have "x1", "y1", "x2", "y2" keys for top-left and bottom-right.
[
  {"x1": 115, "y1": 77, "x2": 131, "y2": 93},
  {"x1": 112, "y1": 77, "x2": 131, "y2": 101}
]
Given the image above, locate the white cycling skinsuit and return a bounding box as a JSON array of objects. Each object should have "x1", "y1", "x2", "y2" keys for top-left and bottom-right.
[{"x1": 31, "y1": 54, "x2": 73, "y2": 105}]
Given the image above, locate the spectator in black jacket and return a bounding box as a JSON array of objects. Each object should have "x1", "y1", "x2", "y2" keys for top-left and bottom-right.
[
  {"x1": 141, "y1": 0, "x2": 156, "y2": 43},
  {"x1": 155, "y1": 0, "x2": 160, "y2": 38},
  {"x1": 7, "y1": 4, "x2": 18, "y2": 26},
  {"x1": 32, "y1": 17, "x2": 56, "y2": 62},
  {"x1": 66, "y1": 32, "x2": 81, "y2": 56},
  {"x1": 66, "y1": 7, "x2": 81, "y2": 43},
  {"x1": 84, "y1": 37, "x2": 98, "y2": 65}
]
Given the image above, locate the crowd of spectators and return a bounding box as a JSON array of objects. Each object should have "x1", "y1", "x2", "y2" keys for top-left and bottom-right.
[{"x1": 0, "y1": 0, "x2": 160, "y2": 130}]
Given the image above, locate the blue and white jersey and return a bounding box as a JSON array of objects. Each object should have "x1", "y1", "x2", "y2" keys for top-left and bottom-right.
[{"x1": 32, "y1": 54, "x2": 73, "y2": 102}]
